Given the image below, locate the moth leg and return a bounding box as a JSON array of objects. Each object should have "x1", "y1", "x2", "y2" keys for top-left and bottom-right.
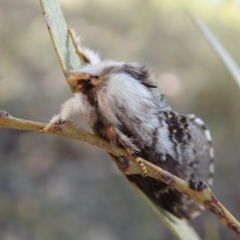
[
  {"x1": 126, "y1": 147, "x2": 147, "y2": 177},
  {"x1": 40, "y1": 97, "x2": 75, "y2": 133},
  {"x1": 103, "y1": 126, "x2": 147, "y2": 177},
  {"x1": 40, "y1": 114, "x2": 65, "y2": 133},
  {"x1": 68, "y1": 28, "x2": 100, "y2": 65},
  {"x1": 118, "y1": 139, "x2": 147, "y2": 177}
]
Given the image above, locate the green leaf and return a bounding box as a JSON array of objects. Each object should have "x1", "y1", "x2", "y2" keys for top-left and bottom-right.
[
  {"x1": 38, "y1": 0, "x2": 201, "y2": 239},
  {"x1": 137, "y1": 188, "x2": 201, "y2": 240},
  {"x1": 190, "y1": 14, "x2": 240, "y2": 89},
  {"x1": 39, "y1": 0, "x2": 81, "y2": 90}
]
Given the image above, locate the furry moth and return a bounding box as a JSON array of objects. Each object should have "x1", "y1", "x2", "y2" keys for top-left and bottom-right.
[{"x1": 42, "y1": 28, "x2": 214, "y2": 219}]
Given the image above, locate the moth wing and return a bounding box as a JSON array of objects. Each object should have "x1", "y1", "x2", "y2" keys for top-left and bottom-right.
[{"x1": 181, "y1": 114, "x2": 214, "y2": 186}]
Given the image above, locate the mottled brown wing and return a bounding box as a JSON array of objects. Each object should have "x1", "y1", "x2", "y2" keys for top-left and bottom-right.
[{"x1": 127, "y1": 113, "x2": 214, "y2": 219}]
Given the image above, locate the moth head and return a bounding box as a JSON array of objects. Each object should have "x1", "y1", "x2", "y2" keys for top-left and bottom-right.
[{"x1": 67, "y1": 71, "x2": 102, "y2": 93}]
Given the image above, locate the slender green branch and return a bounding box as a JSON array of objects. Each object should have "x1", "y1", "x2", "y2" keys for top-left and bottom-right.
[
  {"x1": 1, "y1": 110, "x2": 240, "y2": 239},
  {"x1": 0, "y1": 111, "x2": 125, "y2": 157}
]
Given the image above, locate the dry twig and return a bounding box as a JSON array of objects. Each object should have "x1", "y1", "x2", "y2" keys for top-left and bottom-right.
[{"x1": 1, "y1": 110, "x2": 240, "y2": 239}]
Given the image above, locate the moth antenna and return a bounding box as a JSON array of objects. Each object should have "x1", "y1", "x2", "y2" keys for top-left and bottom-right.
[{"x1": 68, "y1": 28, "x2": 101, "y2": 65}]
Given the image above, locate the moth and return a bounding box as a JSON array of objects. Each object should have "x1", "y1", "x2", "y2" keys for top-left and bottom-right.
[{"x1": 42, "y1": 28, "x2": 214, "y2": 219}]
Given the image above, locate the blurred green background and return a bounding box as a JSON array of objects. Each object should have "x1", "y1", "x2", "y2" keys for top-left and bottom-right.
[{"x1": 1, "y1": 0, "x2": 240, "y2": 239}]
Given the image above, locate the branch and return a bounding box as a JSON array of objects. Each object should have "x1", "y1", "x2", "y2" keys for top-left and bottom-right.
[
  {"x1": 0, "y1": 111, "x2": 125, "y2": 157},
  {"x1": 1, "y1": 110, "x2": 240, "y2": 239}
]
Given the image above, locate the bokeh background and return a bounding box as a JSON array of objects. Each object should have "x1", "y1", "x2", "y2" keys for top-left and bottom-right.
[{"x1": 1, "y1": 0, "x2": 240, "y2": 239}]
